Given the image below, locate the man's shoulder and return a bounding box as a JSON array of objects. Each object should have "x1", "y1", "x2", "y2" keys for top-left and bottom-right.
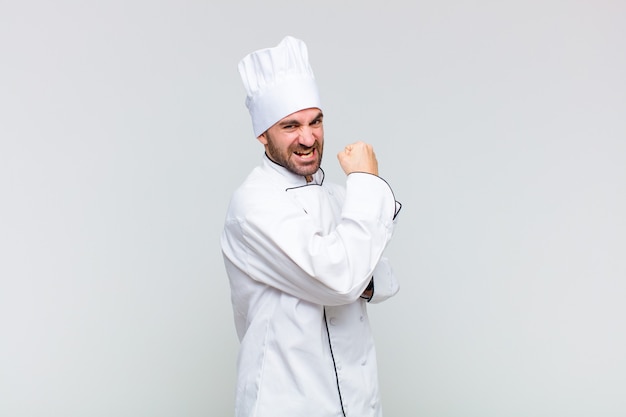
[
  {"x1": 227, "y1": 167, "x2": 288, "y2": 213},
  {"x1": 236, "y1": 164, "x2": 286, "y2": 193},
  {"x1": 227, "y1": 170, "x2": 345, "y2": 217}
]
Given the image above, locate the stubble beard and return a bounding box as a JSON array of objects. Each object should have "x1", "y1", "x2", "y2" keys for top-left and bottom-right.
[{"x1": 265, "y1": 134, "x2": 324, "y2": 178}]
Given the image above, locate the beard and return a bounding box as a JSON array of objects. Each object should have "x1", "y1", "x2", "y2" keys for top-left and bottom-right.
[{"x1": 265, "y1": 133, "x2": 324, "y2": 177}]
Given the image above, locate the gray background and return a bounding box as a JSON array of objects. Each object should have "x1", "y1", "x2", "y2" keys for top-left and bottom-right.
[{"x1": 1, "y1": 0, "x2": 625, "y2": 416}]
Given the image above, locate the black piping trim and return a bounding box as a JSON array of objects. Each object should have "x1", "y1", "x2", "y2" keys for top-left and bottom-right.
[
  {"x1": 345, "y1": 172, "x2": 403, "y2": 220},
  {"x1": 284, "y1": 167, "x2": 326, "y2": 191},
  {"x1": 264, "y1": 151, "x2": 282, "y2": 168},
  {"x1": 323, "y1": 307, "x2": 346, "y2": 417}
]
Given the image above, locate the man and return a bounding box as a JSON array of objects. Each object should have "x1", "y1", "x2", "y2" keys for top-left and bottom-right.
[{"x1": 221, "y1": 36, "x2": 402, "y2": 417}]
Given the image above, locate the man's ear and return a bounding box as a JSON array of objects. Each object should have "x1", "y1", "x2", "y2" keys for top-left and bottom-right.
[{"x1": 257, "y1": 132, "x2": 268, "y2": 145}]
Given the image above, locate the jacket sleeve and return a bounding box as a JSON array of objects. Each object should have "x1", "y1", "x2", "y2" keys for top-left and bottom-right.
[
  {"x1": 221, "y1": 173, "x2": 400, "y2": 306},
  {"x1": 368, "y1": 256, "x2": 400, "y2": 304}
]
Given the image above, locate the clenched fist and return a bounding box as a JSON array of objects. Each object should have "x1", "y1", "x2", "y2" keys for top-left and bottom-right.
[{"x1": 337, "y1": 141, "x2": 379, "y2": 176}]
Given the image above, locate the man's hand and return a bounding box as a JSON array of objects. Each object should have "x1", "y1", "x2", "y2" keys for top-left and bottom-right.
[{"x1": 337, "y1": 141, "x2": 379, "y2": 176}]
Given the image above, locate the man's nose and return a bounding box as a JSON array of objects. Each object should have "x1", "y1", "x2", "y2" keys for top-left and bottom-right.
[{"x1": 298, "y1": 126, "x2": 316, "y2": 147}]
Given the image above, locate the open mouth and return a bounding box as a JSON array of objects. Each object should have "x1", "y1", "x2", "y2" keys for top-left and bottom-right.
[{"x1": 294, "y1": 149, "x2": 315, "y2": 159}]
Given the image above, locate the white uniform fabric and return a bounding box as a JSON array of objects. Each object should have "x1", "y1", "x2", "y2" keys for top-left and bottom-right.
[{"x1": 221, "y1": 155, "x2": 401, "y2": 417}]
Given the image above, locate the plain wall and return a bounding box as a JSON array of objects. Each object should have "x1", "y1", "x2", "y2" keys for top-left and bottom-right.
[{"x1": 1, "y1": 1, "x2": 625, "y2": 416}]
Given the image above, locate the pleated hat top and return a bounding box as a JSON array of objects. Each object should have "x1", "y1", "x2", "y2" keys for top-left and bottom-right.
[{"x1": 238, "y1": 36, "x2": 322, "y2": 137}]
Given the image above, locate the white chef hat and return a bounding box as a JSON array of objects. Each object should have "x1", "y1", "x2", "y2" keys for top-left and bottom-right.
[{"x1": 238, "y1": 36, "x2": 322, "y2": 138}]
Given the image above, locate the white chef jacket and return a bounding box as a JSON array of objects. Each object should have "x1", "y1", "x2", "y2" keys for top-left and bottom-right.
[{"x1": 221, "y1": 155, "x2": 401, "y2": 417}]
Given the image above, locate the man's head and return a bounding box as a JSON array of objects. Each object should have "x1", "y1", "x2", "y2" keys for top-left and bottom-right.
[
  {"x1": 239, "y1": 36, "x2": 323, "y2": 175},
  {"x1": 259, "y1": 107, "x2": 324, "y2": 178}
]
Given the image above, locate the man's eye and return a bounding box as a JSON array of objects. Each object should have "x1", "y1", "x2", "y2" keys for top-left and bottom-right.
[{"x1": 311, "y1": 119, "x2": 322, "y2": 125}]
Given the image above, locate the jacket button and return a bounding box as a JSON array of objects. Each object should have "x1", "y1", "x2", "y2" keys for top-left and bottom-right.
[{"x1": 329, "y1": 317, "x2": 337, "y2": 326}]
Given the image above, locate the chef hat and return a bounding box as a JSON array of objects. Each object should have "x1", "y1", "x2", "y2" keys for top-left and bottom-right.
[{"x1": 238, "y1": 36, "x2": 322, "y2": 137}]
